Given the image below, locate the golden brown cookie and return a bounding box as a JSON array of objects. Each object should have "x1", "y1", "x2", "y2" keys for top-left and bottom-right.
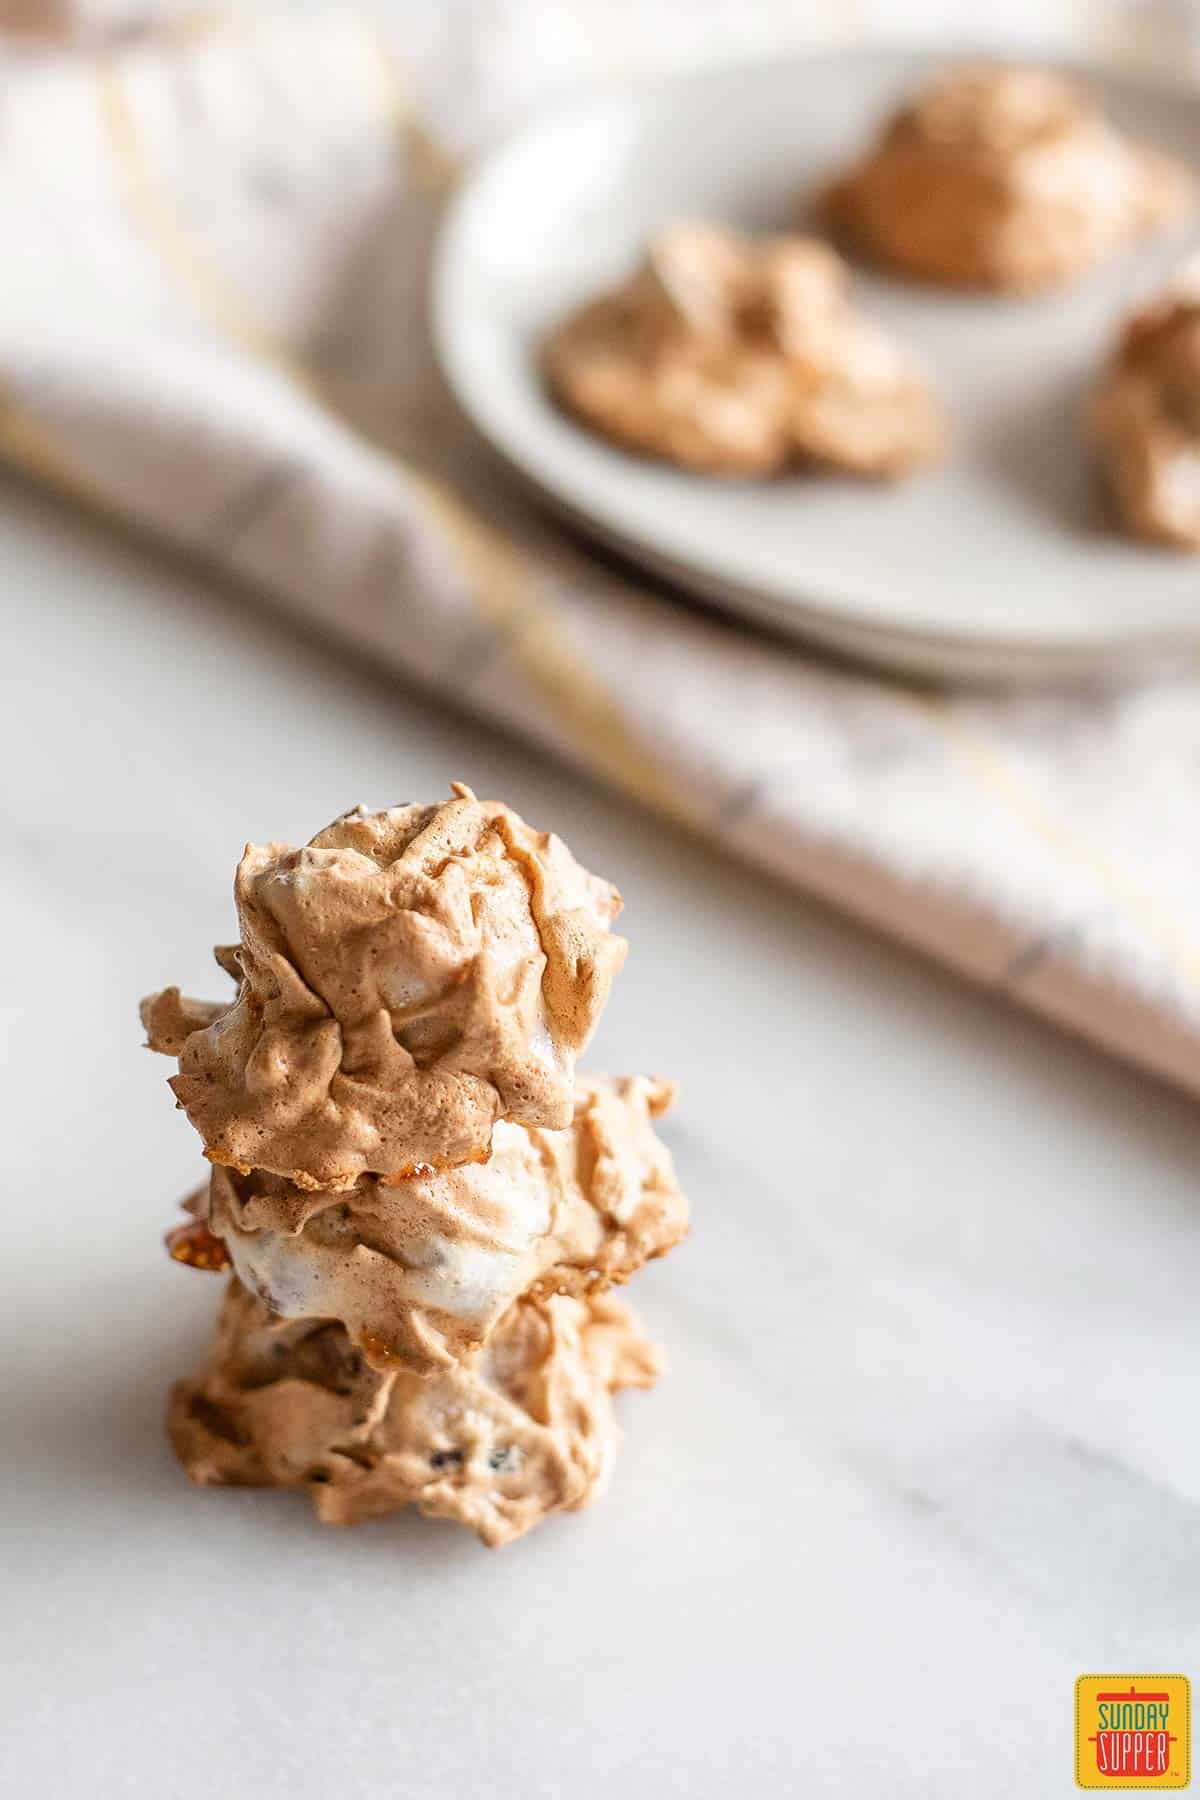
[
  {"x1": 825, "y1": 64, "x2": 1190, "y2": 292},
  {"x1": 168, "y1": 1279, "x2": 663, "y2": 1547},
  {"x1": 166, "y1": 1075, "x2": 689, "y2": 1376},
  {"x1": 1089, "y1": 257, "x2": 1200, "y2": 548},
  {"x1": 545, "y1": 221, "x2": 942, "y2": 476},
  {"x1": 142, "y1": 784, "x2": 626, "y2": 1191}
]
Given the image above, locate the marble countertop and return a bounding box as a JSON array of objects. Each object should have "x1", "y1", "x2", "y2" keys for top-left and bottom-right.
[{"x1": 2, "y1": 475, "x2": 1198, "y2": 1798}]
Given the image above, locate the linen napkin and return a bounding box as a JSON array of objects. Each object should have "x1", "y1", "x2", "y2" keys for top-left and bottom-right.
[{"x1": 5, "y1": 0, "x2": 1200, "y2": 1099}]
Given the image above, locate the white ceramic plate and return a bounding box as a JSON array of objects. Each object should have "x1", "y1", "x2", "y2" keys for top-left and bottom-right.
[{"x1": 433, "y1": 48, "x2": 1200, "y2": 683}]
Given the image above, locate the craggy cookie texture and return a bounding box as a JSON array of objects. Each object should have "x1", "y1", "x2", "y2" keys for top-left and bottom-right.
[
  {"x1": 150, "y1": 787, "x2": 688, "y2": 1545},
  {"x1": 143, "y1": 785, "x2": 626, "y2": 1190},
  {"x1": 190, "y1": 1075, "x2": 688, "y2": 1376},
  {"x1": 545, "y1": 221, "x2": 942, "y2": 477},
  {"x1": 825, "y1": 65, "x2": 1190, "y2": 292},
  {"x1": 1089, "y1": 258, "x2": 1200, "y2": 548},
  {"x1": 168, "y1": 1278, "x2": 661, "y2": 1548}
]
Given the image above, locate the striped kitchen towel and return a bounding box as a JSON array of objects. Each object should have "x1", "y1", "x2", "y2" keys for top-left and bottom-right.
[{"x1": 4, "y1": 0, "x2": 1200, "y2": 1096}]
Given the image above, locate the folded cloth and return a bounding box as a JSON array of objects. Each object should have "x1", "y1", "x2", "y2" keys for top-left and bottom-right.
[{"x1": 4, "y1": 3, "x2": 1200, "y2": 1097}]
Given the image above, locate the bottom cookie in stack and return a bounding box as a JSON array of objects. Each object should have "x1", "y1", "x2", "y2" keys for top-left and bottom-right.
[{"x1": 169, "y1": 1278, "x2": 663, "y2": 1548}]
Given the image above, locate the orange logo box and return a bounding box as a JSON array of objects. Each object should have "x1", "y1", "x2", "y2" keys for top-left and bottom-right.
[{"x1": 1076, "y1": 1676, "x2": 1191, "y2": 1789}]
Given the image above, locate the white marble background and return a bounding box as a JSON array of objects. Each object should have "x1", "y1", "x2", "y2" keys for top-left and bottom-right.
[{"x1": 2, "y1": 472, "x2": 1200, "y2": 1797}]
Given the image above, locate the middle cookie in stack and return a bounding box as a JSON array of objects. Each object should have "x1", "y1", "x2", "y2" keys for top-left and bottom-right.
[{"x1": 193, "y1": 1071, "x2": 687, "y2": 1377}]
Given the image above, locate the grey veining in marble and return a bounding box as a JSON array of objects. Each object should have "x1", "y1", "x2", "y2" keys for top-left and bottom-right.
[{"x1": 2, "y1": 479, "x2": 1199, "y2": 1798}]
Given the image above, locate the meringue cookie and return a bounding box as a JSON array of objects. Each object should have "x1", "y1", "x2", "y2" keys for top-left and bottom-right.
[
  {"x1": 825, "y1": 64, "x2": 1190, "y2": 292},
  {"x1": 1089, "y1": 256, "x2": 1200, "y2": 549},
  {"x1": 168, "y1": 1278, "x2": 662, "y2": 1548},
  {"x1": 545, "y1": 221, "x2": 942, "y2": 477},
  {"x1": 143, "y1": 785, "x2": 626, "y2": 1190},
  {"x1": 196, "y1": 1075, "x2": 687, "y2": 1376}
]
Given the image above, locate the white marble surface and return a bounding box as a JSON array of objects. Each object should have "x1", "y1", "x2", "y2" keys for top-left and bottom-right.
[{"x1": 2, "y1": 474, "x2": 1200, "y2": 1798}]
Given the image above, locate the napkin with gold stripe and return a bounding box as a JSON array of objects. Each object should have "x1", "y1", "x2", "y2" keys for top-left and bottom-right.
[{"x1": 5, "y1": 2, "x2": 1200, "y2": 1098}]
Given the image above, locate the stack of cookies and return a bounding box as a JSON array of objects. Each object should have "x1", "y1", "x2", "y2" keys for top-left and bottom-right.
[{"x1": 142, "y1": 784, "x2": 688, "y2": 1547}]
